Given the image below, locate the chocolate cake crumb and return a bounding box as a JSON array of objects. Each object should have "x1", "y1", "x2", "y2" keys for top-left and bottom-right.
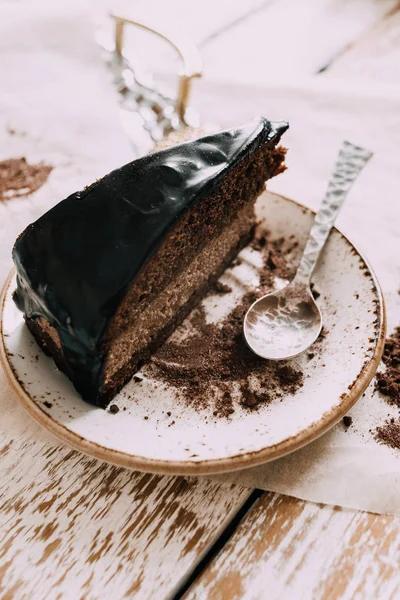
[
  {"x1": 310, "y1": 283, "x2": 321, "y2": 300},
  {"x1": 266, "y1": 254, "x2": 277, "y2": 270},
  {"x1": 0, "y1": 157, "x2": 52, "y2": 202},
  {"x1": 133, "y1": 375, "x2": 143, "y2": 383},
  {"x1": 213, "y1": 281, "x2": 232, "y2": 294},
  {"x1": 376, "y1": 420, "x2": 400, "y2": 451},
  {"x1": 343, "y1": 416, "x2": 352, "y2": 428},
  {"x1": 7, "y1": 127, "x2": 26, "y2": 136},
  {"x1": 149, "y1": 234, "x2": 304, "y2": 417},
  {"x1": 109, "y1": 404, "x2": 119, "y2": 414},
  {"x1": 240, "y1": 388, "x2": 270, "y2": 410},
  {"x1": 308, "y1": 352, "x2": 315, "y2": 360},
  {"x1": 43, "y1": 401, "x2": 52, "y2": 409},
  {"x1": 375, "y1": 327, "x2": 400, "y2": 405}
]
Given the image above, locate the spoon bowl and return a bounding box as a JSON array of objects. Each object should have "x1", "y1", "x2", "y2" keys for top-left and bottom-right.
[{"x1": 244, "y1": 283, "x2": 322, "y2": 360}]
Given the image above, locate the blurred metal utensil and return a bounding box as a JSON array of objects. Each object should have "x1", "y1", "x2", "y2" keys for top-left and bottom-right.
[{"x1": 97, "y1": 13, "x2": 203, "y2": 156}]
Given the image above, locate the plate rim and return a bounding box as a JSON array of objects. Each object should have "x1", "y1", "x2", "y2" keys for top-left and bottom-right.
[{"x1": 0, "y1": 193, "x2": 387, "y2": 475}]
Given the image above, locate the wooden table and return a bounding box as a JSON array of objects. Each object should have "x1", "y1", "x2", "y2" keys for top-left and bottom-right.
[{"x1": 2, "y1": 1, "x2": 400, "y2": 598}]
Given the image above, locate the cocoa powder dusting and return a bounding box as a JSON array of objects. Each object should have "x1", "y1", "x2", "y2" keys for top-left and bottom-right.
[
  {"x1": 374, "y1": 327, "x2": 400, "y2": 449},
  {"x1": 376, "y1": 420, "x2": 400, "y2": 451},
  {"x1": 0, "y1": 157, "x2": 52, "y2": 202},
  {"x1": 375, "y1": 327, "x2": 400, "y2": 405},
  {"x1": 150, "y1": 233, "x2": 304, "y2": 417}
]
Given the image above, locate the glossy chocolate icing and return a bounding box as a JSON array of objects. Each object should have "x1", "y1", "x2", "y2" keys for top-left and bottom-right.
[{"x1": 13, "y1": 117, "x2": 288, "y2": 404}]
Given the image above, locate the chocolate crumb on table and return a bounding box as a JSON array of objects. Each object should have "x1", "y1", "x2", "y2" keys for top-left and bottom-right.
[
  {"x1": 149, "y1": 233, "x2": 304, "y2": 417},
  {"x1": 0, "y1": 157, "x2": 52, "y2": 202},
  {"x1": 375, "y1": 327, "x2": 400, "y2": 406},
  {"x1": 376, "y1": 420, "x2": 400, "y2": 451},
  {"x1": 373, "y1": 326, "x2": 400, "y2": 449}
]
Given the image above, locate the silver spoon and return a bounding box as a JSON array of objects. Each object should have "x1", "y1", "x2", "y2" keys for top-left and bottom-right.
[{"x1": 244, "y1": 140, "x2": 373, "y2": 360}]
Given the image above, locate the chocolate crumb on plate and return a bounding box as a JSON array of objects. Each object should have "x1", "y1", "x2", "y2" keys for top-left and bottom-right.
[
  {"x1": 310, "y1": 282, "x2": 321, "y2": 300},
  {"x1": 257, "y1": 236, "x2": 267, "y2": 248},
  {"x1": 343, "y1": 415, "x2": 352, "y2": 428},
  {"x1": 43, "y1": 401, "x2": 52, "y2": 409},
  {"x1": 266, "y1": 254, "x2": 277, "y2": 270},
  {"x1": 213, "y1": 281, "x2": 232, "y2": 294},
  {"x1": 109, "y1": 404, "x2": 119, "y2": 414},
  {"x1": 133, "y1": 375, "x2": 143, "y2": 383}
]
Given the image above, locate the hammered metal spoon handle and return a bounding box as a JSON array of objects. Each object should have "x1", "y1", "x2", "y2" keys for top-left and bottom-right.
[{"x1": 294, "y1": 141, "x2": 373, "y2": 285}]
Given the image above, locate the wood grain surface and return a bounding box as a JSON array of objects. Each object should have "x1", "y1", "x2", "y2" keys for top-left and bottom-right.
[
  {"x1": 200, "y1": 0, "x2": 399, "y2": 84},
  {"x1": 326, "y1": 3, "x2": 400, "y2": 82},
  {"x1": 0, "y1": 399, "x2": 252, "y2": 599},
  {"x1": 186, "y1": 494, "x2": 400, "y2": 600}
]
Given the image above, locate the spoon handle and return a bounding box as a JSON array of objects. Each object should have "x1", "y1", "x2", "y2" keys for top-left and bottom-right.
[{"x1": 294, "y1": 140, "x2": 373, "y2": 285}]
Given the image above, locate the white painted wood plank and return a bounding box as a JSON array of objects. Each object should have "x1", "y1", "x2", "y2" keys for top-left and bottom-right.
[
  {"x1": 200, "y1": 0, "x2": 398, "y2": 85},
  {"x1": 326, "y1": 7, "x2": 400, "y2": 82},
  {"x1": 186, "y1": 494, "x2": 400, "y2": 600},
  {"x1": 0, "y1": 380, "x2": 252, "y2": 600}
]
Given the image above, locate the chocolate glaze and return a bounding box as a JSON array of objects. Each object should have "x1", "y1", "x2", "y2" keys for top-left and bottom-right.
[{"x1": 12, "y1": 117, "x2": 288, "y2": 404}]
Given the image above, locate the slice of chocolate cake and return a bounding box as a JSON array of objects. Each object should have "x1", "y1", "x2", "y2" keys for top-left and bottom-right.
[{"x1": 12, "y1": 117, "x2": 288, "y2": 406}]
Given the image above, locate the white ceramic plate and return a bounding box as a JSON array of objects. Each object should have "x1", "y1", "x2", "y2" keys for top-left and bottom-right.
[{"x1": 0, "y1": 192, "x2": 385, "y2": 475}]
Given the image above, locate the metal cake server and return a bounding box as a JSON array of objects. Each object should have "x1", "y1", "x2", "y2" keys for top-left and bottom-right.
[{"x1": 244, "y1": 140, "x2": 373, "y2": 360}]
